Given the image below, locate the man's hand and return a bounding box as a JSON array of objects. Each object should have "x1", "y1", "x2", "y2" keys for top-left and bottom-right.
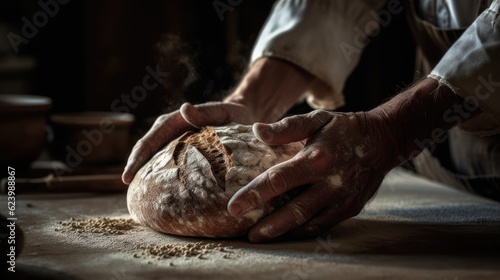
[
  {"x1": 122, "y1": 102, "x2": 254, "y2": 184},
  {"x1": 226, "y1": 78, "x2": 472, "y2": 243},
  {"x1": 227, "y1": 110, "x2": 399, "y2": 243}
]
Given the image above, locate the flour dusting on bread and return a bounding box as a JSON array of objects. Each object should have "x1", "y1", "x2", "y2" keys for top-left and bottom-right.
[{"x1": 127, "y1": 124, "x2": 303, "y2": 237}]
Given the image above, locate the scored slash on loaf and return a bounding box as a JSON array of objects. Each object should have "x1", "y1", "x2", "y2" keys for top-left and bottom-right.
[{"x1": 127, "y1": 124, "x2": 304, "y2": 237}]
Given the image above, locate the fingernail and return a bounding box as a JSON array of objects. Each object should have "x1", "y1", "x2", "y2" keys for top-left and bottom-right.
[
  {"x1": 260, "y1": 129, "x2": 271, "y2": 141},
  {"x1": 228, "y1": 203, "x2": 243, "y2": 216},
  {"x1": 121, "y1": 175, "x2": 128, "y2": 184}
]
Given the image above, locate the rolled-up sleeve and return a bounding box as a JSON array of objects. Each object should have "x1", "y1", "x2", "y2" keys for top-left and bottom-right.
[
  {"x1": 429, "y1": 0, "x2": 500, "y2": 136},
  {"x1": 251, "y1": 0, "x2": 388, "y2": 110}
]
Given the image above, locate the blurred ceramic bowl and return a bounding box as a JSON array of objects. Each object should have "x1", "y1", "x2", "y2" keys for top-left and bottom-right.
[
  {"x1": 50, "y1": 112, "x2": 135, "y2": 166},
  {"x1": 0, "y1": 94, "x2": 52, "y2": 167}
]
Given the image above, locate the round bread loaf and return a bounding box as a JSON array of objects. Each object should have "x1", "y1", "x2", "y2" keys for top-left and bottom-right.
[{"x1": 127, "y1": 124, "x2": 304, "y2": 237}]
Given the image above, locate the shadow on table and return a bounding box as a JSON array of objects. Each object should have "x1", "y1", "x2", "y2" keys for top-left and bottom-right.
[
  {"x1": 311, "y1": 218, "x2": 500, "y2": 254},
  {"x1": 229, "y1": 215, "x2": 500, "y2": 271}
]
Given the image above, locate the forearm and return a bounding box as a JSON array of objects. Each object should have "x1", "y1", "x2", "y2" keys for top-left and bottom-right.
[
  {"x1": 250, "y1": 0, "x2": 388, "y2": 111},
  {"x1": 224, "y1": 57, "x2": 313, "y2": 123},
  {"x1": 370, "y1": 78, "x2": 481, "y2": 166}
]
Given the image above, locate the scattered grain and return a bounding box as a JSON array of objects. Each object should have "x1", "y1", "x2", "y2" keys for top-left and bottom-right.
[
  {"x1": 55, "y1": 218, "x2": 239, "y2": 263},
  {"x1": 55, "y1": 217, "x2": 140, "y2": 235},
  {"x1": 135, "y1": 242, "x2": 231, "y2": 260}
]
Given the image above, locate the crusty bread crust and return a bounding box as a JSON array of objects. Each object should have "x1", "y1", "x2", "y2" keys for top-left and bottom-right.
[{"x1": 127, "y1": 124, "x2": 303, "y2": 237}]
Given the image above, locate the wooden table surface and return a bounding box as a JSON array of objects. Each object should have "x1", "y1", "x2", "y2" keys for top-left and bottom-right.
[{"x1": 3, "y1": 168, "x2": 500, "y2": 280}]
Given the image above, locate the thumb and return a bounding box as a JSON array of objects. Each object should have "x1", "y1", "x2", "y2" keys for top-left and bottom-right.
[
  {"x1": 180, "y1": 102, "x2": 253, "y2": 128},
  {"x1": 252, "y1": 111, "x2": 332, "y2": 145}
]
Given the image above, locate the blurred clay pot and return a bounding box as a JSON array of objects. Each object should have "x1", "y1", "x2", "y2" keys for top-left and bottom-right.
[
  {"x1": 0, "y1": 94, "x2": 52, "y2": 167},
  {"x1": 50, "y1": 112, "x2": 134, "y2": 166}
]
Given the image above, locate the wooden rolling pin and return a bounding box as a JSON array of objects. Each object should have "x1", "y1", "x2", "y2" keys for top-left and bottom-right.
[{"x1": 0, "y1": 174, "x2": 128, "y2": 193}]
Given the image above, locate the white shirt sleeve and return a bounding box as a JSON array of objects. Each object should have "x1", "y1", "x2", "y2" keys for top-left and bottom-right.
[
  {"x1": 251, "y1": 0, "x2": 389, "y2": 110},
  {"x1": 429, "y1": 0, "x2": 500, "y2": 136},
  {"x1": 417, "y1": 0, "x2": 493, "y2": 29}
]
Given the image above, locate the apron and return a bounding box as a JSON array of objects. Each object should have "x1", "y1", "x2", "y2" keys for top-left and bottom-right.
[{"x1": 404, "y1": 0, "x2": 500, "y2": 201}]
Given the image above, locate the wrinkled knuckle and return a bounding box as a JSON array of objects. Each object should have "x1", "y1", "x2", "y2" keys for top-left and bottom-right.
[
  {"x1": 308, "y1": 110, "x2": 324, "y2": 119},
  {"x1": 266, "y1": 170, "x2": 287, "y2": 195},
  {"x1": 309, "y1": 110, "x2": 332, "y2": 123},
  {"x1": 277, "y1": 117, "x2": 296, "y2": 130},
  {"x1": 308, "y1": 147, "x2": 332, "y2": 162},
  {"x1": 289, "y1": 202, "x2": 310, "y2": 225},
  {"x1": 258, "y1": 225, "x2": 280, "y2": 239},
  {"x1": 307, "y1": 147, "x2": 334, "y2": 174},
  {"x1": 246, "y1": 189, "x2": 264, "y2": 208},
  {"x1": 155, "y1": 114, "x2": 169, "y2": 125}
]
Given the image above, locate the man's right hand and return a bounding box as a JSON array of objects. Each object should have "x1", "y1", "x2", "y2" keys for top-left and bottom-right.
[{"x1": 121, "y1": 102, "x2": 254, "y2": 184}]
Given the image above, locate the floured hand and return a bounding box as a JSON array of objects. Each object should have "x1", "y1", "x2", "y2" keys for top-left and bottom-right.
[
  {"x1": 122, "y1": 102, "x2": 254, "y2": 184},
  {"x1": 227, "y1": 110, "x2": 399, "y2": 243}
]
